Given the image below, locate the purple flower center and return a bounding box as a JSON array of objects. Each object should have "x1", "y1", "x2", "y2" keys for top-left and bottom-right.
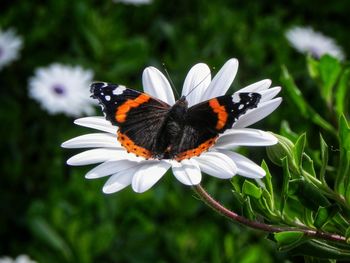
[{"x1": 52, "y1": 84, "x2": 66, "y2": 95}]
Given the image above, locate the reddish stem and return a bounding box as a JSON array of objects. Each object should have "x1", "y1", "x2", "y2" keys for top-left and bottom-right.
[{"x1": 193, "y1": 184, "x2": 347, "y2": 243}]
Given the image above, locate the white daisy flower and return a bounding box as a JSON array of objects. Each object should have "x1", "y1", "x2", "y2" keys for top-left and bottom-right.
[
  {"x1": 0, "y1": 255, "x2": 36, "y2": 263},
  {"x1": 0, "y1": 28, "x2": 23, "y2": 70},
  {"x1": 28, "y1": 63, "x2": 95, "y2": 117},
  {"x1": 113, "y1": 0, "x2": 152, "y2": 5},
  {"x1": 286, "y1": 26, "x2": 345, "y2": 60},
  {"x1": 62, "y1": 58, "x2": 282, "y2": 193}
]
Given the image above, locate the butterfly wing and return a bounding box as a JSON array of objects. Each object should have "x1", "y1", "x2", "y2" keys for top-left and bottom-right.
[
  {"x1": 173, "y1": 92, "x2": 261, "y2": 160},
  {"x1": 91, "y1": 82, "x2": 171, "y2": 158}
]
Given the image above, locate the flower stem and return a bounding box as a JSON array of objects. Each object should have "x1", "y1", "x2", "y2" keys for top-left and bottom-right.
[{"x1": 193, "y1": 184, "x2": 347, "y2": 243}]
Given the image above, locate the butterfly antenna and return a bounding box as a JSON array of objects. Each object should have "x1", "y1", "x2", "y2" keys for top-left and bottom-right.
[
  {"x1": 162, "y1": 63, "x2": 180, "y2": 98},
  {"x1": 185, "y1": 70, "x2": 212, "y2": 97}
]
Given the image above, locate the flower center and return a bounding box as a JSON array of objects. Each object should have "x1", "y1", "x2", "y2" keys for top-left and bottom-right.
[{"x1": 52, "y1": 84, "x2": 66, "y2": 96}]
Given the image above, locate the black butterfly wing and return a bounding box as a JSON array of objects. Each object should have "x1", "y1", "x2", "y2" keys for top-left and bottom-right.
[
  {"x1": 91, "y1": 82, "x2": 171, "y2": 158},
  {"x1": 173, "y1": 92, "x2": 261, "y2": 161}
]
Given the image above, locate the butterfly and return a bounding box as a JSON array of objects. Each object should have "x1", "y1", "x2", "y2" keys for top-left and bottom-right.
[{"x1": 90, "y1": 82, "x2": 261, "y2": 161}]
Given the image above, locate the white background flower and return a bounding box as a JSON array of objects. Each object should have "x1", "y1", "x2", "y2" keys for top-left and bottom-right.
[
  {"x1": 0, "y1": 255, "x2": 36, "y2": 263},
  {"x1": 62, "y1": 59, "x2": 282, "y2": 193},
  {"x1": 28, "y1": 63, "x2": 96, "y2": 117},
  {"x1": 0, "y1": 28, "x2": 23, "y2": 70},
  {"x1": 286, "y1": 26, "x2": 345, "y2": 60},
  {"x1": 113, "y1": 0, "x2": 152, "y2": 5}
]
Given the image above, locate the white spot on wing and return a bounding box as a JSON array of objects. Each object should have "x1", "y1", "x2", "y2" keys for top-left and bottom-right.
[
  {"x1": 238, "y1": 104, "x2": 244, "y2": 110},
  {"x1": 105, "y1": 95, "x2": 111, "y2": 101},
  {"x1": 113, "y1": 85, "x2": 126, "y2": 95},
  {"x1": 232, "y1": 93, "x2": 240, "y2": 103}
]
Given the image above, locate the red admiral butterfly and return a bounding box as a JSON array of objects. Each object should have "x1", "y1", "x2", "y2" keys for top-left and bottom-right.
[{"x1": 91, "y1": 82, "x2": 261, "y2": 161}]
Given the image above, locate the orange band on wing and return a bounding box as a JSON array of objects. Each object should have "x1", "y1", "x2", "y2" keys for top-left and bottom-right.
[
  {"x1": 117, "y1": 131, "x2": 153, "y2": 159},
  {"x1": 175, "y1": 136, "x2": 218, "y2": 161},
  {"x1": 208, "y1": 98, "x2": 228, "y2": 130},
  {"x1": 116, "y1": 94, "x2": 151, "y2": 123}
]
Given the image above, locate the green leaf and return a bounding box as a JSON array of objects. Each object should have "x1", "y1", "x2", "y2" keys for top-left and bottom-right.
[
  {"x1": 287, "y1": 239, "x2": 350, "y2": 260},
  {"x1": 335, "y1": 68, "x2": 350, "y2": 117},
  {"x1": 281, "y1": 66, "x2": 308, "y2": 117},
  {"x1": 301, "y1": 153, "x2": 317, "y2": 178},
  {"x1": 280, "y1": 157, "x2": 291, "y2": 214},
  {"x1": 336, "y1": 150, "x2": 350, "y2": 196},
  {"x1": 307, "y1": 55, "x2": 320, "y2": 79},
  {"x1": 29, "y1": 217, "x2": 72, "y2": 260},
  {"x1": 314, "y1": 207, "x2": 329, "y2": 228},
  {"x1": 243, "y1": 180, "x2": 262, "y2": 199},
  {"x1": 345, "y1": 227, "x2": 350, "y2": 244},
  {"x1": 280, "y1": 66, "x2": 336, "y2": 135},
  {"x1": 293, "y1": 133, "x2": 306, "y2": 168},
  {"x1": 319, "y1": 134, "x2": 329, "y2": 185},
  {"x1": 261, "y1": 160, "x2": 275, "y2": 211},
  {"x1": 339, "y1": 115, "x2": 350, "y2": 151},
  {"x1": 333, "y1": 213, "x2": 349, "y2": 233},
  {"x1": 310, "y1": 111, "x2": 337, "y2": 135},
  {"x1": 314, "y1": 205, "x2": 339, "y2": 229},
  {"x1": 260, "y1": 189, "x2": 276, "y2": 217},
  {"x1": 280, "y1": 120, "x2": 298, "y2": 143},
  {"x1": 335, "y1": 115, "x2": 350, "y2": 196},
  {"x1": 274, "y1": 231, "x2": 305, "y2": 250},
  {"x1": 231, "y1": 176, "x2": 242, "y2": 192},
  {"x1": 318, "y1": 55, "x2": 342, "y2": 105},
  {"x1": 304, "y1": 209, "x2": 315, "y2": 228},
  {"x1": 344, "y1": 150, "x2": 350, "y2": 204},
  {"x1": 261, "y1": 160, "x2": 273, "y2": 196},
  {"x1": 289, "y1": 179, "x2": 330, "y2": 211},
  {"x1": 242, "y1": 196, "x2": 256, "y2": 220},
  {"x1": 231, "y1": 191, "x2": 244, "y2": 215}
]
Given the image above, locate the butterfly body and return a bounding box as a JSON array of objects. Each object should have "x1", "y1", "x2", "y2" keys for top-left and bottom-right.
[{"x1": 91, "y1": 82, "x2": 261, "y2": 161}]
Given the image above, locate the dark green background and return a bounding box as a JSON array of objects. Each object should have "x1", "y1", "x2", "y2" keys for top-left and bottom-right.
[{"x1": 1, "y1": 1, "x2": 349, "y2": 262}]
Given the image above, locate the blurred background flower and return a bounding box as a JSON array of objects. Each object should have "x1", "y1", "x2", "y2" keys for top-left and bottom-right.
[
  {"x1": 113, "y1": 0, "x2": 152, "y2": 4},
  {"x1": 285, "y1": 26, "x2": 345, "y2": 60},
  {"x1": 0, "y1": 255, "x2": 36, "y2": 263},
  {"x1": 0, "y1": 28, "x2": 22, "y2": 70},
  {"x1": 28, "y1": 63, "x2": 95, "y2": 117}
]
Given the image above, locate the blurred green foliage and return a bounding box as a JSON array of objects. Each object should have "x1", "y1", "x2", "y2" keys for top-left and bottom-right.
[{"x1": 1, "y1": 0, "x2": 350, "y2": 262}]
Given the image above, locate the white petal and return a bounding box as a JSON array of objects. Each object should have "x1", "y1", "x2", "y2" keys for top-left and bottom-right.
[
  {"x1": 181, "y1": 63, "x2": 211, "y2": 107},
  {"x1": 215, "y1": 128, "x2": 278, "y2": 148},
  {"x1": 259, "y1": 86, "x2": 281, "y2": 103},
  {"x1": 74, "y1": 117, "x2": 118, "y2": 134},
  {"x1": 61, "y1": 133, "x2": 122, "y2": 149},
  {"x1": 235, "y1": 79, "x2": 271, "y2": 93},
  {"x1": 233, "y1": 97, "x2": 282, "y2": 128},
  {"x1": 195, "y1": 151, "x2": 237, "y2": 179},
  {"x1": 171, "y1": 159, "x2": 202, "y2": 185},
  {"x1": 218, "y1": 150, "x2": 265, "y2": 178},
  {"x1": 103, "y1": 166, "x2": 138, "y2": 194},
  {"x1": 201, "y1": 58, "x2": 238, "y2": 101},
  {"x1": 132, "y1": 161, "x2": 171, "y2": 193},
  {"x1": 67, "y1": 148, "x2": 138, "y2": 166},
  {"x1": 86, "y1": 159, "x2": 141, "y2": 179},
  {"x1": 142, "y1": 67, "x2": 175, "y2": 105}
]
